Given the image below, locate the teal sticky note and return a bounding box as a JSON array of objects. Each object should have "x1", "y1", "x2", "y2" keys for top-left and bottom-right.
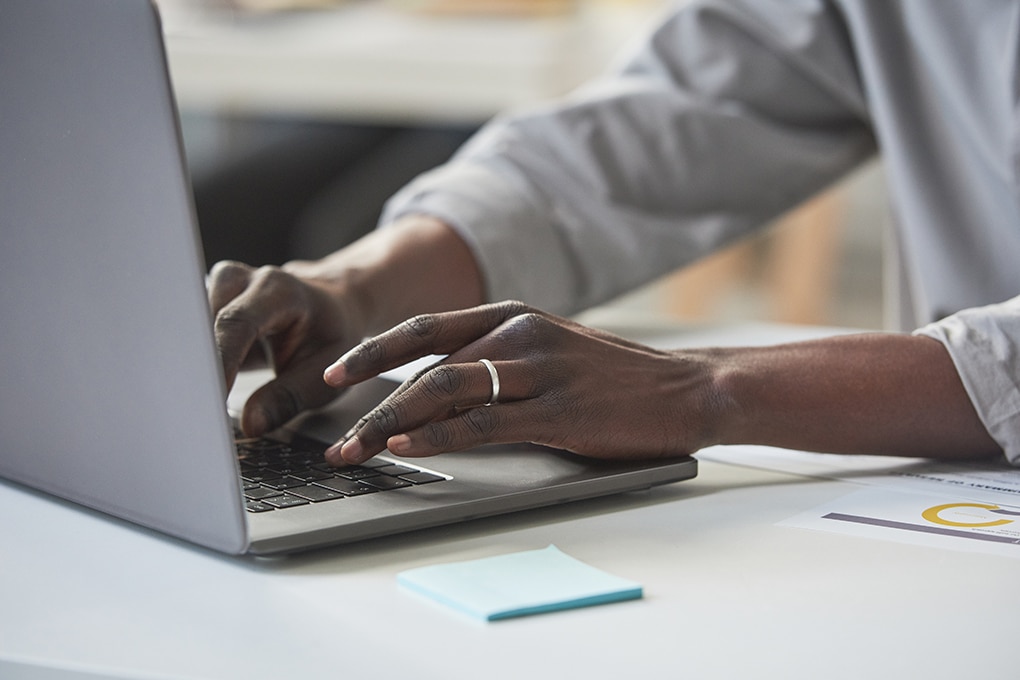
[{"x1": 396, "y1": 545, "x2": 643, "y2": 621}]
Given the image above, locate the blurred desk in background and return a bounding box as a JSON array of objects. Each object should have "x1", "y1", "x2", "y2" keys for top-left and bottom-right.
[{"x1": 162, "y1": 0, "x2": 667, "y2": 125}]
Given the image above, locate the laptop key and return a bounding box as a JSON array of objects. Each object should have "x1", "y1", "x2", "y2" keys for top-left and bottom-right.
[
  {"x1": 399, "y1": 471, "x2": 446, "y2": 485},
  {"x1": 238, "y1": 436, "x2": 449, "y2": 511},
  {"x1": 246, "y1": 500, "x2": 275, "y2": 513},
  {"x1": 287, "y1": 469, "x2": 333, "y2": 483},
  {"x1": 241, "y1": 470, "x2": 283, "y2": 484},
  {"x1": 263, "y1": 494, "x2": 310, "y2": 509},
  {"x1": 289, "y1": 485, "x2": 345, "y2": 503},
  {"x1": 374, "y1": 464, "x2": 419, "y2": 477},
  {"x1": 337, "y1": 467, "x2": 380, "y2": 481},
  {"x1": 360, "y1": 476, "x2": 413, "y2": 491},
  {"x1": 315, "y1": 478, "x2": 378, "y2": 497},
  {"x1": 245, "y1": 486, "x2": 283, "y2": 500},
  {"x1": 262, "y1": 476, "x2": 308, "y2": 491}
]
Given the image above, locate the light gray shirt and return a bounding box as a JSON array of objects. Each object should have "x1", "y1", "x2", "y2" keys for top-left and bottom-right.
[{"x1": 380, "y1": 0, "x2": 1020, "y2": 463}]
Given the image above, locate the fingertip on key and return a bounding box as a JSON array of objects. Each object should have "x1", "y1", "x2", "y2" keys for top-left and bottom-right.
[
  {"x1": 324, "y1": 441, "x2": 344, "y2": 466},
  {"x1": 241, "y1": 405, "x2": 270, "y2": 438},
  {"x1": 339, "y1": 436, "x2": 367, "y2": 465}
]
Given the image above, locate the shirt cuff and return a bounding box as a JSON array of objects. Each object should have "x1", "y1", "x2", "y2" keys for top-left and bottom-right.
[{"x1": 913, "y1": 296, "x2": 1020, "y2": 464}]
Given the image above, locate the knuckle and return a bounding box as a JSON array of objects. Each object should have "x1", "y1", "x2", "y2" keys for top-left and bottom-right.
[
  {"x1": 423, "y1": 422, "x2": 456, "y2": 450},
  {"x1": 244, "y1": 265, "x2": 308, "y2": 309},
  {"x1": 484, "y1": 300, "x2": 533, "y2": 329},
  {"x1": 464, "y1": 406, "x2": 498, "y2": 437},
  {"x1": 515, "y1": 311, "x2": 548, "y2": 330},
  {"x1": 511, "y1": 311, "x2": 547, "y2": 334},
  {"x1": 252, "y1": 263, "x2": 283, "y2": 278},
  {"x1": 354, "y1": 337, "x2": 385, "y2": 366},
  {"x1": 367, "y1": 403, "x2": 400, "y2": 434},
  {"x1": 496, "y1": 311, "x2": 553, "y2": 349},
  {"x1": 250, "y1": 265, "x2": 289, "y2": 289},
  {"x1": 208, "y1": 259, "x2": 251, "y2": 281},
  {"x1": 420, "y1": 365, "x2": 463, "y2": 399},
  {"x1": 402, "y1": 313, "x2": 438, "y2": 339},
  {"x1": 500, "y1": 299, "x2": 533, "y2": 317}
]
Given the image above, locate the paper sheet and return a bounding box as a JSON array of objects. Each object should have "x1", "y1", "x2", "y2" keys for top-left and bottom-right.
[
  {"x1": 698, "y1": 445, "x2": 1020, "y2": 504},
  {"x1": 781, "y1": 487, "x2": 1020, "y2": 559},
  {"x1": 701, "y1": 444, "x2": 1020, "y2": 555}
]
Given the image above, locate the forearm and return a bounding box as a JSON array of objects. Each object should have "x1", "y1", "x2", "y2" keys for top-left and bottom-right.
[
  {"x1": 711, "y1": 333, "x2": 1001, "y2": 460},
  {"x1": 285, "y1": 215, "x2": 485, "y2": 336}
]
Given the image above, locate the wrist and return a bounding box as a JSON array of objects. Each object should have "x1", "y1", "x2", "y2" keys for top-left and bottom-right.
[
  {"x1": 705, "y1": 347, "x2": 765, "y2": 447},
  {"x1": 662, "y1": 347, "x2": 745, "y2": 452},
  {"x1": 283, "y1": 214, "x2": 485, "y2": 336},
  {"x1": 696, "y1": 334, "x2": 1001, "y2": 459}
]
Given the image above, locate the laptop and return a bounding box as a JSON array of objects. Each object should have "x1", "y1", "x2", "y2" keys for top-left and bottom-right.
[{"x1": 0, "y1": 0, "x2": 697, "y2": 555}]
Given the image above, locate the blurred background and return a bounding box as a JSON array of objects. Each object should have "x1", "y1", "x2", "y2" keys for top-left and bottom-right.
[{"x1": 158, "y1": 0, "x2": 889, "y2": 331}]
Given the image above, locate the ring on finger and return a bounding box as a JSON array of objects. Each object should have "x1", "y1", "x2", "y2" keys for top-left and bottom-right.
[{"x1": 478, "y1": 359, "x2": 500, "y2": 406}]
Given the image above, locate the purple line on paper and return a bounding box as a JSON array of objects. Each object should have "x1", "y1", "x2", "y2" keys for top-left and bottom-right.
[{"x1": 822, "y1": 513, "x2": 1020, "y2": 545}]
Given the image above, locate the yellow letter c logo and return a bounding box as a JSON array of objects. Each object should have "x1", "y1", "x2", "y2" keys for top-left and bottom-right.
[{"x1": 922, "y1": 502, "x2": 1015, "y2": 528}]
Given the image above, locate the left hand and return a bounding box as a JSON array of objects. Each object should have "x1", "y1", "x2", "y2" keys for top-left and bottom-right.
[{"x1": 321, "y1": 301, "x2": 729, "y2": 465}]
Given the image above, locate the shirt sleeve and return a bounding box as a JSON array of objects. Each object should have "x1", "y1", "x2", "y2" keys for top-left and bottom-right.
[
  {"x1": 914, "y1": 295, "x2": 1020, "y2": 465},
  {"x1": 379, "y1": 0, "x2": 876, "y2": 314}
]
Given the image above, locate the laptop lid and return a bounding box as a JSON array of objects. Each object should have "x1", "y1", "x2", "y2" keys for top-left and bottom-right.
[
  {"x1": 0, "y1": 0, "x2": 248, "y2": 553},
  {"x1": 0, "y1": 0, "x2": 696, "y2": 557}
]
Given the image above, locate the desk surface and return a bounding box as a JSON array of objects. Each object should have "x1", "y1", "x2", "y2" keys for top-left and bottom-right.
[
  {"x1": 3, "y1": 322, "x2": 1019, "y2": 679},
  {"x1": 163, "y1": 0, "x2": 666, "y2": 124}
]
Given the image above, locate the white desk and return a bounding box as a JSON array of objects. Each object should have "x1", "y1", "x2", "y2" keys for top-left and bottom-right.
[
  {"x1": 3, "y1": 321, "x2": 1018, "y2": 679},
  {"x1": 162, "y1": 0, "x2": 666, "y2": 125}
]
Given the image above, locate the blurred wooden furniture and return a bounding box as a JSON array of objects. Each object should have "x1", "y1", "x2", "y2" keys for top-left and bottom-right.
[{"x1": 663, "y1": 188, "x2": 847, "y2": 326}]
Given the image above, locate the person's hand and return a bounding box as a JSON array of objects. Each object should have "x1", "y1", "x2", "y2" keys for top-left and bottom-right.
[
  {"x1": 207, "y1": 215, "x2": 486, "y2": 437},
  {"x1": 208, "y1": 259, "x2": 364, "y2": 437},
  {"x1": 321, "y1": 301, "x2": 729, "y2": 465}
]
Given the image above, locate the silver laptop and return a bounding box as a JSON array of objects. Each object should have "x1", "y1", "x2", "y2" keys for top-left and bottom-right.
[{"x1": 0, "y1": 0, "x2": 696, "y2": 555}]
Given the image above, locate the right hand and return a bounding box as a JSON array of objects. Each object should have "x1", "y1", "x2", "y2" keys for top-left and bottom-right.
[{"x1": 207, "y1": 259, "x2": 364, "y2": 437}]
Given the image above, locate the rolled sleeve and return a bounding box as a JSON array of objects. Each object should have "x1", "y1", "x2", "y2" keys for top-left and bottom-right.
[
  {"x1": 379, "y1": 156, "x2": 585, "y2": 314},
  {"x1": 914, "y1": 295, "x2": 1020, "y2": 464},
  {"x1": 380, "y1": 0, "x2": 875, "y2": 315}
]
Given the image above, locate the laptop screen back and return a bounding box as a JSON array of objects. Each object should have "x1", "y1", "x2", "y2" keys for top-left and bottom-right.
[{"x1": 0, "y1": 0, "x2": 248, "y2": 553}]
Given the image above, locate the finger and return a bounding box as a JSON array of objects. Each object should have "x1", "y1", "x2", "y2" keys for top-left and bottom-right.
[
  {"x1": 208, "y1": 261, "x2": 269, "y2": 375},
  {"x1": 207, "y1": 260, "x2": 254, "y2": 314},
  {"x1": 241, "y1": 345, "x2": 347, "y2": 436},
  {"x1": 324, "y1": 300, "x2": 530, "y2": 386},
  {"x1": 326, "y1": 359, "x2": 524, "y2": 464},
  {"x1": 214, "y1": 266, "x2": 308, "y2": 391},
  {"x1": 386, "y1": 399, "x2": 551, "y2": 458},
  {"x1": 375, "y1": 348, "x2": 495, "y2": 412}
]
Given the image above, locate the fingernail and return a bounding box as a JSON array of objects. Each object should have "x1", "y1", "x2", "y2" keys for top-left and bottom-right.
[
  {"x1": 323, "y1": 360, "x2": 346, "y2": 385},
  {"x1": 340, "y1": 436, "x2": 366, "y2": 464},
  {"x1": 324, "y1": 442, "x2": 344, "y2": 466},
  {"x1": 388, "y1": 434, "x2": 412, "y2": 455}
]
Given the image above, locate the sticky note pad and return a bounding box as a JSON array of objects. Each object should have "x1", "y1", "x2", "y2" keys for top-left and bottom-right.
[{"x1": 396, "y1": 545, "x2": 643, "y2": 621}]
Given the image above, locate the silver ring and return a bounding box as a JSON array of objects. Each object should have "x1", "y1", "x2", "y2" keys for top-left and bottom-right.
[{"x1": 479, "y1": 359, "x2": 500, "y2": 406}]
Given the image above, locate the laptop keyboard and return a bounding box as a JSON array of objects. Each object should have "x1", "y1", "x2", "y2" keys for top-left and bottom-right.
[{"x1": 236, "y1": 433, "x2": 446, "y2": 513}]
